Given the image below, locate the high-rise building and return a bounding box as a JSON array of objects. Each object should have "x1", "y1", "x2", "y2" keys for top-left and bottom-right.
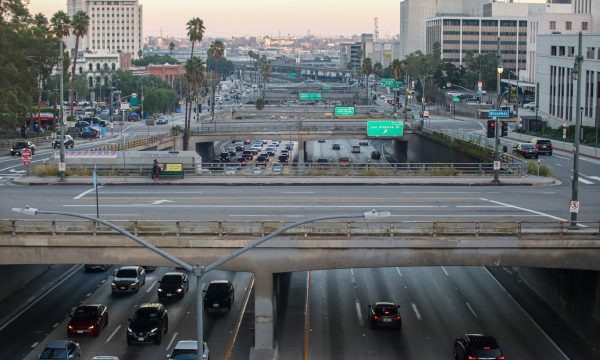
[{"x1": 67, "y1": 0, "x2": 143, "y2": 60}]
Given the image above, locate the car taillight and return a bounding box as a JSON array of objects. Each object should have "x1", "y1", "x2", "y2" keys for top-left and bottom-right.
[
  {"x1": 535, "y1": 144, "x2": 539, "y2": 149},
  {"x1": 68, "y1": 325, "x2": 73, "y2": 329},
  {"x1": 88, "y1": 325, "x2": 95, "y2": 329},
  {"x1": 394, "y1": 316, "x2": 401, "y2": 320},
  {"x1": 467, "y1": 356, "x2": 477, "y2": 360},
  {"x1": 497, "y1": 356, "x2": 505, "y2": 360},
  {"x1": 373, "y1": 315, "x2": 380, "y2": 320}
]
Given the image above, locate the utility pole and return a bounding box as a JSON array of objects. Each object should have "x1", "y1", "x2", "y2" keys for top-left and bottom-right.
[
  {"x1": 404, "y1": 72, "x2": 409, "y2": 122},
  {"x1": 59, "y1": 40, "x2": 66, "y2": 182},
  {"x1": 493, "y1": 36, "x2": 503, "y2": 184},
  {"x1": 141, "y1": 81, "x2": 144, "y2": 120},
  {"x1": 570, "y1": 32, "x2": 584, "y2": 227}
]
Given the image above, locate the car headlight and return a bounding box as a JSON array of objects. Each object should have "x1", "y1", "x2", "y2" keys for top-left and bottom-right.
[
  {"x1": 127, "y1": 328, "x2": 133, "y2": 334},
  {"x1": 149, "y1": 328, "x2": 158, "y2": 333},
  {"x1": 176, "y1": 288, "x2": 183, "y2": 293},
  {"x1": 157, "y1": 288, "x2": 163, "y2": 292},
  {"x1": 111, "y1": 282, "x2": 116, "y2": 287}
]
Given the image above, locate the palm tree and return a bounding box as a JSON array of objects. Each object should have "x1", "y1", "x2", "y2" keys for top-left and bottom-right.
[
  {"x1": 34, "y1": 13, "x2": 49, "y2": 31},
  {"x1": 186, "y1": 18, "x2": 205, "y2": 59},
  {"x1": 361, "y1": 57, "x2": 373, "y2": 104},
  {"x1": 390, "y1": 59, "x2": 404, "y2": 114},
  {"x1": 168, "y1": 42, "x2": 175, "y2": 56},
  {"x1": 207, "y1": 40, "x2": 225, "y2": 120},
  {"x1": 68, "y1": 10, "x2": 89, "y2": 121},
  {"x1": 208, "y1": 40, "x2": 225, "y2": 58},
  {"x1": 183, "y1": 57, "x2": 205, "y2": 149}
]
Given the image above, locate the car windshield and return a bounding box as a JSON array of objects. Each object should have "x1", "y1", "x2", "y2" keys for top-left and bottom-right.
[
  {"x1": 132, "y1": 308, "x2": 161, "y2": 325},
  {"x1": 73, "y1": 307, "x2": 97, "y2": 319},
  {"x1": 40, "y1": 348, "x2": 67, "y2": 359},
  {"x1": 522, "y1": 144, "x2": 535, "y2": 149},
  {"x1": 116, "y1": 269, "x2": 137, "y2": 278},
  {"x1": 170, "y1": 350, "x2": 197, "y2": 359},
  {"x1": 374, "y1": 305, "x2": 398, "y2": 316},
  {"x1": 161, "y1": 275, "x2": 182, "y2": 286},
  {"x1": 206, "y1": 283, "x2": 229, "y2": 297}
]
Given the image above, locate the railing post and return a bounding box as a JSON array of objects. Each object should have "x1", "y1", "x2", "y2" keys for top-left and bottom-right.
[
  {"x1": 92, "y1": 221, "x2": 97, "y2": 236},
  {"x1": 516, "y1": 221, "x2": 522, "y2": 236},
  {"x1": 346, "y1": 222, "x2": 351, "y2": 238},
  {"x1": 432, "y1": 221, "x2": 437, "y2": 238},
  {"x1": 133, "y1": 221, "x2": 138, "y2": 236},
  {"x1": 261, "y1": 221, "x2": 265, "y2": 237},
  {"x1": 51, "y1": 220, "x2": 56, "y2": 236},
  {"x1": 176, "y1": 221, "x2": 180, "y2": 237},
  {"x1": 11, "y1": 220, "x2": 16, "y2": 236},
  {"x1": 218, "y1": 221, "x2": 223, "y2": 239},
  {"x1": 476, "y1": 222, "x2": 480, "y2": 238},
  {"x1": 390, "y1": 223, "x2": 394, "y2": 238}
]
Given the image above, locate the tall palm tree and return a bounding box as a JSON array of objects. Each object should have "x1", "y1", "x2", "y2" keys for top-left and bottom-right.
[
  {"x1": 34, "y1": 13, "x2": 49, "y2": 31},
  {"x1": 208, "y1": 40, "x2": 225, "y2": 58},
  {"x1": 68, "y1": 10, "x2": 89, "y2": 121},
  {"x1": 361, "y1": 57, "x2": 373, "y2": 104},
  {"x1": 168, "y1": 42, "x2": 175, "y2": 56},
  {"x1": 183, "y1": 57, "x2": 205, "y2": 149},
  {"x1": 186, "y1": 17, "x2": 205, "y2": 59},
  {"x1": 207, "y1": 40, "x2": 225, "y2": 120}
]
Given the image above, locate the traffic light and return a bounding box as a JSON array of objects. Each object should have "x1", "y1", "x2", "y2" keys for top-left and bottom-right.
[
  {"x1": 501, "y1": 121, "x2": 508, "y2": 137},
  {"x1": 487, "y1": 120, "x2": 496, "y2": 138}
]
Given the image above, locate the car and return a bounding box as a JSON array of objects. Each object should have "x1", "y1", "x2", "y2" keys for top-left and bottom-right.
[
  {"x1": 454, "y1": 334, "x2": 504, "y2": 360},
  {"x1": 317, "y1": 139, "x2": 326, "y2": 143},
  {"x1": 224, "y1": 165, "x2": 239, "y2": 175},
  {"x1": 10, "y1": 141, "x2": 36, "y2": 156},
  {"x1": 523, "y1": 102, "x2": 536, "y2": 110},
  {"x1": 219, "y1": 152, "x2": 231, "y2": 162},
  {"x1": 243, "y1": 139, "x2": 251, "y2": 144},
  {"x1": 168, "y1": 340, "x2": 209, "y2": 360},
  {"x1": 67, "y1": 304, "x2": 109, "y2": 337},
  {"x1": 242, "y1": 150, "x2": 254, "y2": 160},
  {"x1": 127, "y1": 303, "x2": 168, "y2": 345},
  {"x1": 278, "y1": 154, "x2": 289, "y2": 163},
  {"x1": 256, "y1": 154, "x2": 269, "y2": 166},
  {"x1": 530, "y1": 138, "x2": 553, "y2": 155},
  {"x1": 332, "y1": 143, "x2": 341, "y2": 150},
  {"x1": 513, "y1": 143, "x2": 538, "y2": 159},
  {"x1": 250, "y1": 166, "x2": 263, "y2": 175},
  {"x1": 359, "y1": 140, "x2": 369, "y2": 146},
  {"x1": 155, "y1": 116, "x2": 169, "y2": 125},
  {"x1": 74, "y1": 121, "x2": 90, "y2": 129},
  {"x1": 285, "y1": 142, "x2": 294, "y2": 150},
  {"x1": 128, "y1": 112, "x2": 140, "y2": 121},
  {"x1": 316, "y1": 158, "x2": 328, "y2": 164},
  {"x1": 271, "y1": 140, "x2": 280, "y2": 146},
  {"x1": 272, "y1": 162, "x2": 283, "y2": 174},
  {"x1": 111, "y1": 266, "x2": 145, "y2": 294},
  {"x1": 79, "y1": 127, "x2": 99, "y2": 139},
  {"x1": 371, "y1": 150, "x2": 382, "y2": 160},
  {"x1": 204, "y1": 280, "x2": 235, "y2": 313},
  {"x1": 237, "y1": 157, "x2": 248, "y2": 166},
  {"x1": 84, "y1": 264, "x2": 109, "y2": 272},
  {"x1": 368, "y1": 302, "x2": 402, "y2": 330},
  {"x1": 338, "y1": 157, "x2": 351, "y2": 166},
  {"x1": 158, "y1": 272, "x2": 189, "y2": 302},
  {"x1": 235, "y1": 144, "x2": 245, "y2": 152},
  {"x1": 52, "y1": 135, "x2": 74, "y2": 149},
  {"x1": 39, "y1": 340, "x2": 81, "y2": 360},
  {"x1": 351, "y1": 145, "x2": 361, "y2": 153}
]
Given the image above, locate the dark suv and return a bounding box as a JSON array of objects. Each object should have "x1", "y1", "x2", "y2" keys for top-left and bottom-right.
[
  {"x1": 204, "y1": 280, "x2": 234, "y2": 313},
  {"x1": 454, "y1": 334, "x2": 504, "y2": 360},
  {"x1": 157, "y1": 272, "x2": 189, "y2": 302},
  {"x1": 127, "y1": 303, "x2": 169, "y2": 345},
  {"x1": 530, "y1": 138, "x2": 553, "y2": 155},
  {"x1": 368, "y1": 302, "x2": 402, "y2": 330}
]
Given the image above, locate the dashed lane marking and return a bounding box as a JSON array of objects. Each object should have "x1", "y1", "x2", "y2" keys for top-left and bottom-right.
[
  {"x1": 466, "y1": 302, "x2": 478, "y2": 319},
  {"x1": 411, "y1": 303, "x2": 422, "y2": 320},
  {"x1": 105, "y1": 324, "x2": 121, "y2": 343},
  {"x1": 441, "y1": 266, "x2": 449, "y2": 276},
  {"x1": 165, "y1": 332, "x2": 178, "y2": 351}
]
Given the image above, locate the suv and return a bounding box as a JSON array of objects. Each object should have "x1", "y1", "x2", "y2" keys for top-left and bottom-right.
[
  {"x1": 351, "y1": 145, "x2": 361, "y2": 153},
  {"x1": 127, "y1": 303, "x2": 168, "y2": 345},
  {"x1": 52, "y1": 135, "x2": 74, "y2": 149},
  {"x1": 10, "y1": 141, "x2": 36, "y2": 156},
  {"x1": 530, "y1": 138, "x2": 553, "y2": 155},
  {"x1": 371, "y1": 151, "x2": 381, "y2": 160},
  {"x1": 168, "y1": 340, "x2": 209, "y2": 360},
  {"x1": 368, "y1": 302, "x2": 402, "y2": 330},
  {"x1": 204, "y1": 280, "x2": 234, "y2": 313},
  {"x1": 332, "y1": 143, "x2": 341, "y2": 150},
  {"x1": 157, "y1": 272, "x2": 189, "y2": 302},
  {"x1": 454, "y1": 334, "x2": 503, "y2": 360},
  {"x1": 39, "y1": 340, "x2": 80, "y2": 360},
  {"x1": 111, "y1": 266, "x2": 145, "y2": 294}
]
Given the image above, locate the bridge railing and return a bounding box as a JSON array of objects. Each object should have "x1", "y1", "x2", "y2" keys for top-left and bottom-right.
[{"x1": 2, "y1": 219, "x2": 598, "y2": 239}]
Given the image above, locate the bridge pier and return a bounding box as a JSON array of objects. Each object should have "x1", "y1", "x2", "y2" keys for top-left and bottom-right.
[{"x1": 250, "y1": 269, "x2": 278, "y2": 360}]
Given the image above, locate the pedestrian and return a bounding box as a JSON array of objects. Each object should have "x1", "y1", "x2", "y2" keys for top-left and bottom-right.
[{"x1": 152, "y1": 159, "x2": 161, "y2": 180}]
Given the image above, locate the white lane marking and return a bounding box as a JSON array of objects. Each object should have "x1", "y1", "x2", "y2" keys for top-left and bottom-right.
[
  {"x1": 396, "y1": 267, "x2": 403, "y2": 277},
  {"x1": 30, "y1": 342, "x2": 39, "y2": 348},
  {"x1": 578, "y1": 178, "x2": 594, "y2": 185},
  {"x1": 52, "y1": 322, "x2": 59, "y2": 328},
  {"x1": 145, "y1": 281, "x2": 157, "y2": 293},
  {"x1": 9, "y1": 169, "x2": 26, "y2": 173},
  {"x1": 481, "y1": 198, "x2": 575, "y2": 224},
  {"x1": 466, "y1": 302, "x2": 478, "y2": 319},
  {"x1": 0, "y1": 265, "x2": 81, "y2": 332},
  {"x1": 350, "y1": 268, "x2": 357, "y2": 286},
  {"x1": 589, "y1": 176, "x2": 600, "y2": 181},
  {"x1": 411, "y1": 303, "x2": 422, "y2": 320},
  {"x1": 165, "y1": 332, "x2": 178, "y2": 351},
  {"x1": 281, "y1": 192, "x2": 315, "y2": 194},
  {"x1": 483, "y1": 268, "x2": 569, "y2": 359},
  {"x1": 151, "y1": 199, "x2": 174, "y2": 205},
  {"x1": 554, "y1": 155, "x2": 570, "y2": 160},
  {"x1": 355, "y1": 300, "x2": 364, "y2": 327},
  {"x1": 554, "y1": 163, "x2": 563, "y2": 167},
  {"x1": 64, "y1": 204, "x2": 447, "y2": 209},
  {"x1": 105, "y1": 324, "x2": 121, "y2": 343},
  {"x1": 503, "y1": 267, "x2": 513, "y2": 275},
  {"x1": 441, "y1": 266, "x2": 449, "y2": 276},
  {"x1": 542, "y1": 192, "x2": 556, "y2": 194},
  {"x1": 0, "y1": 158, "x2": 47, "y2": 172},
  {"x1": 74, "y1": 187, "x2": 102, "y2": 200}
]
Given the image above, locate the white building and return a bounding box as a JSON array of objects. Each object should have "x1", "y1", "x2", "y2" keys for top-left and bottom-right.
[
  {"x1": 399, "y1": 0, "x2": 488, "y2": 58},
  {"x1": 67, "y1": 0, "x2": 143, "y2": 60},
  {"x1": 536, "y1": 34, "x2": 600, "y2": 128}
]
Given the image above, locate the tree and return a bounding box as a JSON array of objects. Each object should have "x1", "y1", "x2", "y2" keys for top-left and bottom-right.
[
  {"x1": 68, "y1": 10, "x2": 89, "y2": 122},
  {"x1": 168, "y1": 42, "x2": 175, "y2": 56},
  {"x1": 132, "y1": 54, "x2": 178, "y2": 66},
  {"x1": 361, "y1": 57, "x2": 373, "y2": 104},
  {"x1": 184, "y1": 17, "x2": 205, "y2": 150},
  {"x1": 207, "y1": 40, "x2": 225, "y2": 121},
  {"x1": 255, "y1": 97, "x2": 265, "y2": 110},
  {"x1": 186, "y1": 17, "x2": 205, "y2": 58},
  {"x1": 258, "y1": 55, "x2": 271, "y2": 98}
]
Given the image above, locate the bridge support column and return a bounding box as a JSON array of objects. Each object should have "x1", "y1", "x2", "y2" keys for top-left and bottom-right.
[{"x1": 250, "y1": 269, "x2": 277, "y2": 360}]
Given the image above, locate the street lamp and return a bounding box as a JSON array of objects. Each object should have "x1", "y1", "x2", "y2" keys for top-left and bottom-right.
[
  {"x1": 11, "y1": 207, "x2": 390, "y2": 360},
  {"x1": 493, "y1": 56, "x2": 504, "y2": 184}
]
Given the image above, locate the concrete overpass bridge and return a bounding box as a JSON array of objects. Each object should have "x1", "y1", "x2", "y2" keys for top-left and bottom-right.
[{"x1": 2, "y1": 219, "x2": 599, "y2": 358}]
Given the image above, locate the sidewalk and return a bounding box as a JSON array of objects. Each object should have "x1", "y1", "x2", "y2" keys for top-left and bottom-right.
[{"x1": 13, "y1": 174, "x2": 558, "y2": 186}]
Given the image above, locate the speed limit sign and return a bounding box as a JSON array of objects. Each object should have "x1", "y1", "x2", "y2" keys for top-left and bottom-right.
[
  {"x1": 569, "y1": 201, "x2": 580, "y2": 213},
  {"x1": 493, "y1": 161, "x2": 501, "y2": 171}
]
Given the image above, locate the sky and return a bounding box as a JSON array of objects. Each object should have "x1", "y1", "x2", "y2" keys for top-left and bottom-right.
[{"x1": 28, "y1": 0, "x2": 547, "y2": 38}]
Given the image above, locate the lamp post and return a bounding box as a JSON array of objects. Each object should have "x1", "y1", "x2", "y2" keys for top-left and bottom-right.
[
  {"x1": 570, "y1": 32, "x2": 584, "y2": 228},
  {"x1": 11, "y1": 207, "x2": 390, "y2": 360},
  {"x1": 493, "y1": 42, "x2": 504, "y2": 184},
  {"x1": 58, "y1": 41, "x2": 66, "y2": 182}
]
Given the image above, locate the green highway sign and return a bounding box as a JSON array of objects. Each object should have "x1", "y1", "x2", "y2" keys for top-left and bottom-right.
[
  {"x1": 380, "y1": 78, "x2": 395, "y2": 87},
  {"x1": 288, "y1": 73, "x2": 297, "y2": 79},
  {"x1": 335, "y1": 106, "x2": 355, "y2": 116},
  {"x1": 322, "y1": 85, "x2": 332, "y2": 90},
  {"x1": 367, "y1": 121, "x2": 404, "y2": 137},
  {"x1": 299, "y1": 93, "x2": 322, "y2": 101},
  {"x1": 452, "y1": 97, "x2": 460, "y2": 102},
  {"x1": 392, "y1": 87, "x2": 400, "y2": 91}
]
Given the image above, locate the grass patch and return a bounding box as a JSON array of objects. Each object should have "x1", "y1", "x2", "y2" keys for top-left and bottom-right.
[{"x1": 527, "y1": 161, "x2": 551, "y2": 177}]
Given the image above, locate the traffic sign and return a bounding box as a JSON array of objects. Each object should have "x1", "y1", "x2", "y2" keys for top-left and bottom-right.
[
  {"x1": 23, "y1": 159, "x2": 30, "y2": 166},
  {"x1": 288, "y1": 73, "x2": 297, "y2": 79},
  {"x1": 367, "y1": 121, "x2": 404, "y2": 137},
  {"x1": 298, "y1": 93, "x2": 322, "y2": 101},
  {"x1": 452, "y1": 97, "x2": 460, "y2": 102},
  {"x1": 21, "y1": 148, "x2": 32, "y2": 159},
  {"x1": 322, "y1": 85, "x2": 332, "y2": 90},
  {"x1": 58, "y1": 162, "x2": 66, "y2": 172},
  {"x1": 335, "y1": 107, "x2": 355, "y2": 116},
  {"x1": 489, "y1": 110, "x2": 510, "y2": 118},
  {"x1": 493, "y1": 161, "x2": 501, "y2": 171},
  {"x1": 569, "y1": 201, "x2": 580, "y2": 214},
  {"x1": 423, "y1": 111, "x2": 430, "y2": 118},
  {"x1": 121, "y1": 103, "x2": 130, "y2": 110},
  {"x1": 446, "y1": 82, "x2": 452, "y2": 88},
  {"x1": 380, "y1": 79, "x2": 395, "y2": 88}
]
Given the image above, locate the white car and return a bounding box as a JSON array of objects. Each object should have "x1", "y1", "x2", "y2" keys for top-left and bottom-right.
[
  {"x1": 272, "y1": 162, "x2": 283, "y2": 174},
  {"x1": 523, "y1": 102, "x2": 536, "y2": 110},
  {"x1": 168, "y1": 340, "x2": 209, "y2": 360}
]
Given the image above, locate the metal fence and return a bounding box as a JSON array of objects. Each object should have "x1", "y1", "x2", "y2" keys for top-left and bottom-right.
[{"x1": 2, "y1": 219, "x2": 599, "y2": 239}]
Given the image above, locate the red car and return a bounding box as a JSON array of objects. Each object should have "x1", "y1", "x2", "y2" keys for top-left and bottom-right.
[
  {"x1": 338, "y1": 157, "x2": 351, "y2": 166},
  {"x1": 368, "y1": 302, "x2": 402, "y2": 330},
  {"x1": 67, "y1": 304, "x2": 108, "y2": 337}
]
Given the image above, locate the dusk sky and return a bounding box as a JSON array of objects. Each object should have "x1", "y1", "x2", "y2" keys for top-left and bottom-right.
[{"x1": 28, "y1": 0, "x2": 546, "y2": 38}]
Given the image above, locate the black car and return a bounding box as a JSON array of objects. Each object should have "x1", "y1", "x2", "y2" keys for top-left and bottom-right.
[
  {"x1": 530, "y1": 138, "x2": 553, "y2": 155},
  {"x1": 10, "y1": 141, "x2": 36, "y2": 156},
  {"x1": 368, "y1": 302, "x2": 402, "y2": 330},
  {"x1": 158, "y1": 272, "x2": 189, "y2": 302},
  {"x1": 332, "y1": 143, "x2": 341, "y2": 150},
  {"x1": 111, "y1": 266, "x2": 146, "y2": 294},
  {"x1": 204, "y1": 280, "x2": 234, "y2": 313},
  {"x1": 84, "y1": 264, "x2": 109, "y2": 272},
  {"x1": 127, "y1": 303, "x2": 168, "y2": 345},
  {"x1": 256, "y1": 154, "x2": 269, "y2": 166},
  {"x1": 79, "y1": 127, "x2": 99, "y2": 138},
  {"x1": 74, "y1": 121, "x2": 90, "y2": 129},
  {"x1": 52, "y1": 135, "x2": 75, "y2": 149},
  {"x1": 219, "y1": 152, "x2": 231, "y2": 162},
  {"x1": 371, "y1": 151, "x2": 381, "y2": 160},
  {"x1": 513, "y1": 143, "x2": 538, "y2": 159},
  {"x1": 242, "y1": 150, "x2": 254, "y2": 160},
  {"x1": 278, "y1": 154, "x2": 289, "y2": 163},
  {"x1": 454, "y1": 334, "x2": 504, "y2": 360}
]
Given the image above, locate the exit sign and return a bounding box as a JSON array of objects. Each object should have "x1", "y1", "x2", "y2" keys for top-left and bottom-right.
[
  {"x1": 335, "y1": 107, "x2": 355, "y2": 116},
  {"x1": 299, "y1": 93, "x2": 322, "y2": 101},
  {"x1": 367, "y1": 121, "x2": 404, "y2": 137}
]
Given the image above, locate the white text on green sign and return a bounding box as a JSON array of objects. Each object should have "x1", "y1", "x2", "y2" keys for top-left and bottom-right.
[
  {"x1": 299, "y1": 93, "x2": 322, "y2": 101},
  {"x1": 367, "y1": 121, "x2": 404, "y2": 137},
  {"x1": 335, "y1": 107, "x2": 355, "y2": 116}
]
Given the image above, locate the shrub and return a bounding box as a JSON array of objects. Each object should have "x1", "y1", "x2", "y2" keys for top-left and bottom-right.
[{"x1": 527, "y1": 161, "x2": 551, "y2": 177}]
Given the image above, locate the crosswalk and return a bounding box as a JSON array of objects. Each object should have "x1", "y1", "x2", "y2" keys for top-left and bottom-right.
[{"x1": 577, "y1": 175, "x2": 600, "y2": 185}]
